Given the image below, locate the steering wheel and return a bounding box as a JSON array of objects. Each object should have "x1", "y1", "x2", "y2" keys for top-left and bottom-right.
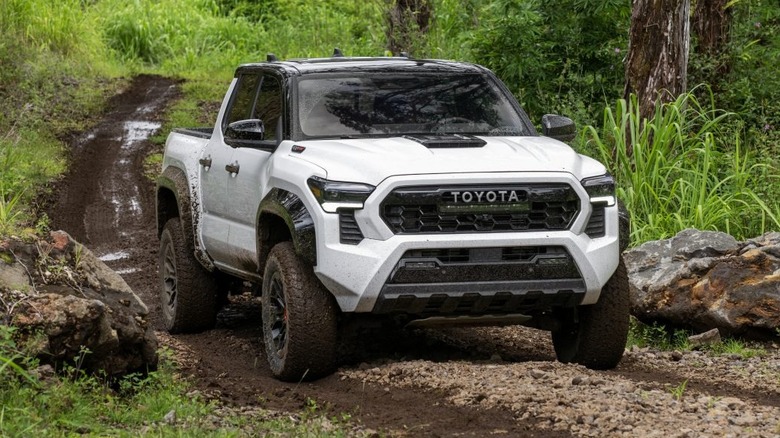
[
  {"x1": 488, "y1": 126, "x2": 524, "y2": 136},
  {"x1": 438, "y1": 117, "x2": 473, "y2": 125}
]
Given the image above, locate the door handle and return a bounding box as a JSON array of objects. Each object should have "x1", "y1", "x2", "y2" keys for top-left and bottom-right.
[
  {"x1": 199, "y1": 156, "x2": 212, "y2": 168},
  {"x1": 225, "y1": 162, "x2": 240, "y2": 174}
]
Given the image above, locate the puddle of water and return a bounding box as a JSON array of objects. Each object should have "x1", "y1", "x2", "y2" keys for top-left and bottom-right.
[
  {"x1": 136, "y1": 104, "x2": 155, "y2": 114},
  {"x1": 123, "y1": 121, "x2": 161, "y2": 145},
  {"x1": 130, "y1": 198, "x2": 141, "y2": 214},
  {"x1": 115, "y1": 267, "x2": 140, "y2": 275},
  {"x1": 99, "y1": 251, "x2": 129, "y2": 262}
]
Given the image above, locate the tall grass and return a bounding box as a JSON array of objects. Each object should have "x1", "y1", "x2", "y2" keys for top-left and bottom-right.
[
  {"x1": 0, "y1": 128, "x2": 65, "y2": 235},
  {"x1": 0, "y1": 185, "x2": 25, "y2": 236},
  {"x1": 96, "y1": 0, "x2": 387, "y2": 76},
  {"x1": 582, "y1": 91, "x2": 780, "y2": 245},
  {"x1": 0, "y1": 0, "x2": 104, "y2": 58}
]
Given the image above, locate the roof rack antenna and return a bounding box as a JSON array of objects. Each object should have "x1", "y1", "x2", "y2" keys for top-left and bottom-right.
[
  {"x1": 266, "y1": 53, "x2": 278, "y2": 62},
  {"x1": 333, "y1": 48, "x2": 344, "y2": 57}
]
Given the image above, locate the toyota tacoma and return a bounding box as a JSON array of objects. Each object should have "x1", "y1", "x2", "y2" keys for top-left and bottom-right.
[{"x1": 156, "y1": 52, "x2": 631, "y2": 381}]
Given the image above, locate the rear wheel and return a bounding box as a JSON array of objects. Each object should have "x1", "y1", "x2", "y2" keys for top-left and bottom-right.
[
  {"x1": 159, "y1": 218, "x2": 219, "y2": 333},
  {"x1": 261, "y1": 242, "x2": 338, "y2": 381},
  {"x1": 551, "y1": 258, "x2": 630, "y2": 369}
]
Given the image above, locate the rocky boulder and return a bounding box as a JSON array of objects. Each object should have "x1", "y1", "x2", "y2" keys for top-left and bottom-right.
[
  {"x1": 0, "y1": 231, "x2": 157, "y2": 376},
  {"x1": 625, "y1": 229, "x2": 780, "y2": 338}
]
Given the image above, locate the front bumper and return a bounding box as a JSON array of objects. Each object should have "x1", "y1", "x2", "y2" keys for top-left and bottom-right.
[{"x1": 311, "y1": 172, "x2": 621, "y2": 313}]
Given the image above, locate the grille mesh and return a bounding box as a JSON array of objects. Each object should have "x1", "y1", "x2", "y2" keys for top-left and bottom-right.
[{"x1": 381, "y1": 184, "x2": 580, "y2": 234}]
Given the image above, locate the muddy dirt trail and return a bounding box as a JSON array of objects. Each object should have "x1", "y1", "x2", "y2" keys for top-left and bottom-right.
[{"x1": 47, "y1": 76, "x2": 780, "y2": 437}]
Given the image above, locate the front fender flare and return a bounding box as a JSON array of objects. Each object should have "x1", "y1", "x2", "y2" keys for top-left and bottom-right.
[{"x1": 257, "y1": 188, "x2": 317, "y2": 267}]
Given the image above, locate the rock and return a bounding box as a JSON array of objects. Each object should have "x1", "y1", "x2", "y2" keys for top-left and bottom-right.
[
  {"x1": 572, "y1": 375, "x2": 589, "y2": 386},
  {"x1": 625, "y1": 229, "x2": 780, "y2": 337},
  {"x1": 163, "y1": 409, "x2": 177, "y2": 425},
  {"x1": 0, "y1": 231, "x2": 157, "y2": 376},
  {"x1": 688, "y1": 329, "x2": 721, "y2": 349}
]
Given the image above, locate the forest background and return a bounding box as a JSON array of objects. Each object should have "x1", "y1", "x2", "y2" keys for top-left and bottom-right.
[{"x1": 1, "y1": 0, "x2": 779, "y2": 245}]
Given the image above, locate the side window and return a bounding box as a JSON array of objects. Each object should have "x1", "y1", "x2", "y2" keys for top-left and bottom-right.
[
  {"x1": 254, "y1": 75, "x2": 283, "y2": 141},
  {"x1": 224, "y1": 73, "x2": 261, "y2": 129}
]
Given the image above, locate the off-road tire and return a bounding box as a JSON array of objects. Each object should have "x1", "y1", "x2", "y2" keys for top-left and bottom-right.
[
  {"x1": 261, "y1": 242, "x2": 338, "y2": 382},
  {"x1": 551, "y1": 257, "x2": 630, "y2": 369},
  {"x1": 159, "y1": 218, "x2": 219, "y2": 333}
]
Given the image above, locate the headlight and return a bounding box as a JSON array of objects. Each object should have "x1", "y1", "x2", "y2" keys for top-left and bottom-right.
[
  {"x1": 307, "y1": 176, "x2": 375, "y2": 213},
  {"x1": 581, "y1": 173, "x2": 616, "y2": 206}
]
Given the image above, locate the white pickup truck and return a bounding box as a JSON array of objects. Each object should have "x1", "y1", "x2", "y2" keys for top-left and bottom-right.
[{"x1": 156, "y1": 53, "x2": 631, "y2": 381}]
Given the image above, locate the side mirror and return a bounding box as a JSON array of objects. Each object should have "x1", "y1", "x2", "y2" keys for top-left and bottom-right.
[
  {"x1": 541, "y1": 114, "x2": 576, "y2": 142},
  {"x1": 224, "y1": 119, "x2": 265, "y2": 147}
]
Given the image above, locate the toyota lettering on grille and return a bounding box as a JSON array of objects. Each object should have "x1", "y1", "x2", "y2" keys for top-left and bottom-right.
[
  {"x1": 449, "y1": 190, "x2": 526, "y2": 204},
  {"x1": 441, "y1": 190, "x2": 530, "y2": 213}
]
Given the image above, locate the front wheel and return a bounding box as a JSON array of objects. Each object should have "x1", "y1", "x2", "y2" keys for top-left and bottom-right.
[
  {"x1": 261, "y1": 242, "x2": 338, "y2": 381},
  {"x1": 551, "y1": 258, "x2": 630, "y2": 369},
  {"x1": 159, "y1": 218, "x2": 219, "y2": 333}
]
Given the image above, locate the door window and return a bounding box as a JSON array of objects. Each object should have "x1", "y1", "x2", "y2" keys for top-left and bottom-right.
[
  {"x1": 254, "y1": 75, "x2": 283, "y2": 141},
  {"x1": 223, "y1": 73, "x2": 283, "y2": 142},
  {"x1": 224, "y1": 73, "x2": 261, "y2": 129}
]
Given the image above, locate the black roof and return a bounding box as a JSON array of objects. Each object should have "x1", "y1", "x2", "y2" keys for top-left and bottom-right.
[{"x1": 234, "y1": 56, "x2": 488, "y2": 77}]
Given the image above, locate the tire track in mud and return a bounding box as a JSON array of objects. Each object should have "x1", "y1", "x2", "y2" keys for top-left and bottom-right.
[
  {"x1": 48, "y1": 74, "x2": 176, "y2": 315},
  {"x1": 45, "y1": 75, "x2": 566, "y2": 437}
]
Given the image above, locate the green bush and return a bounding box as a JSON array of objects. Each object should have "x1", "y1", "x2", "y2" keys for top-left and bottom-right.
[
  {"x1": 582, "y1": 90, "x2": 780, "y2": 245},
  {"x1": 469, "y1": 0, "x2": 629, "y2": 124}
]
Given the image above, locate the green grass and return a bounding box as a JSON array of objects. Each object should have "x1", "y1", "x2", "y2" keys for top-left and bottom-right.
[
  {"x1": 626, "y1": 319, "x2": 770, "y2": 359},
  {"x1": 626, "y1": 318, "x2": 691, "y2": 351},
  {"x1": 707, "y1": 338, "x2": 767, "y2": 359},
  {"x1": 668, "y1": 379, "x2": 688, "y2": 401},
  {"x1": 580, "y1": 90, "x2": 780, "y2": 246},
  {"x1": 0, "y1": 327, "x2": 359, "y2": 437}
]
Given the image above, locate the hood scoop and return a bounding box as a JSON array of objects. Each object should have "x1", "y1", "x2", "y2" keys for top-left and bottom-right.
[{"x1": 403, "y1": 134, "x2": 487, "y2": 149}]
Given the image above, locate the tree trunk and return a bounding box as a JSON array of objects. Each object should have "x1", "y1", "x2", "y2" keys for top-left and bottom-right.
[
  {"x1": 624, "y1": 0, "x2": 691, "y2": 124},
  {"x1": 693, "y1": 0, "x2": 732, "y2": 56},
  {"x1": 386, "y1": 0, "x2": 432, "y2": 56}
]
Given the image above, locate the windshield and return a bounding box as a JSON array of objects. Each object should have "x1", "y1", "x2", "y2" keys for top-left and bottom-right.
[{"x1": 296, "y1": 73, "x2": 529, "y2": 139}]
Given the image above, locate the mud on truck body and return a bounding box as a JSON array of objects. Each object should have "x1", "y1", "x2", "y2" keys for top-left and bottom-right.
[{"x1": 156, "y1": 53, "x2": 631, "y2": 382}]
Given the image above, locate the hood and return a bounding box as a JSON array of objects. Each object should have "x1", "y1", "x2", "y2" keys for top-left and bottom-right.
[{"x1": 289, "y1": 136, "x2": 606, "y2": 185}]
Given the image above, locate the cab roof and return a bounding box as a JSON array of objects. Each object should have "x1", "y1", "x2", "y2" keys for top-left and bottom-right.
[{"x1": 234, "y1": 55, "x2": 488, "y2": 77}]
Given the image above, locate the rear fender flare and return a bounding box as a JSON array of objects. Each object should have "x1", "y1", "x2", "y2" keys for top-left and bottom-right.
[{"x1": 157, "y1": 166, "x2": 215, "y2": 271}]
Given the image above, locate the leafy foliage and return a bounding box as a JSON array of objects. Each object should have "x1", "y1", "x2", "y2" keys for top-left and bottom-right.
[
  {"x1": 468, "y1": 0, "x2": 629, "y2": 124},
  {"x1": 690, "y1": 1, "x2": 780, "y2": 141},
  {"x1": 582, "y1": 90, "x2": 780, "y2": 245}
]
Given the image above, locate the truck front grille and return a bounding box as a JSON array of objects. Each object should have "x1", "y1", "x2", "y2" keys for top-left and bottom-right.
[{"x1": 381, "y1": 184, "x2": 580, "y2": 234}]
